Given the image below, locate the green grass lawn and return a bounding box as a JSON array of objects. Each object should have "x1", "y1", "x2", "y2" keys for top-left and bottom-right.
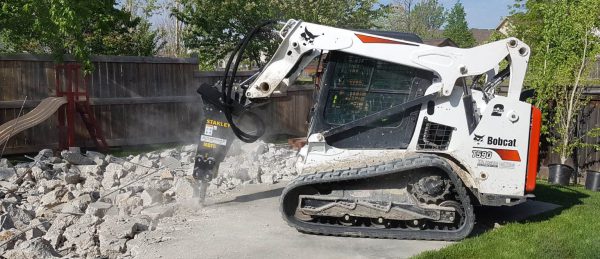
[{"x1": 415, "y1": 182, "x2": 600, "y2": 259}]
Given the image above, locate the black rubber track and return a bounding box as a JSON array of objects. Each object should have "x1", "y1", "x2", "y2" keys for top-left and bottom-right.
[{"x1": 280, "y1": 154, "x2": 475, "y2": 241}]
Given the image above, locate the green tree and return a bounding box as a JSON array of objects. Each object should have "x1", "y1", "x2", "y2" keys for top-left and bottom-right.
[
  {"x1": 410, "y1": 0, "x2": 445, "y2": 39},
  {"x1": 0, "y1": 1, "x2": 163, "y2": 70},
  {"x1": 377, "y1": 0, "x2": 445, "y2": 39},
  {"x1": 173, "y1": 0, "x2": 386, "y2": 69},
  {"x1": 443, "y1": 1, "x2": 475, "y2": 48},
  {"x1": 508, "y1": 0, "x2": 600, "y2": 164}
]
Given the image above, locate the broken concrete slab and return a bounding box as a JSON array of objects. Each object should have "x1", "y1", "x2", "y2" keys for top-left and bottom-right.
[
  {"x1": 1, "y1": 195, "x2": 18, "y2": 207},
  {"x1": 36, "y1": 179, "x2": 63, "y2": 194},
  {"x1": 86, "y1": 150, "x2": 107, "y2": 166},
  {"x1": 101, "y1": 170, "x2": 120, "y2": 190},
  {"x1": 240, "y1": 140, "x2": 268, "y2": 159},
  {"x1": 159, "y1": 170, "x2": 174, "y2": 180},
  {"x1": 98, "y1": 215, "x2": 149, "y2": 257},
  {"x1": 159, "y1": 149, "x2": 177, "y2": 158},
  {"x1": 104, "y1": 163, "x2": 128, "y2": 182},
  {"x1": 25, "y1": 227, "x2": 44, "y2": 240},
  {"x1": 51, "y1": 163, "x2": 69, "y2": 174},
  {"x1": 182, "y1": 144, "x2": 197, "y2": 152},
  {"x1": 129, "y1": 154, "x2": 142, "y2": 164},
  {"x1": 0, "y1": 168, "x2": 16, "y2": 181},
  {"x1": 61, "y1": 193, "x2": 92, "y2": 214},
  {"x1": 105, "y1": 154, "x2": 126, "y2": 165},
  {"x1": 0, "y1": 229, "x2": 22, "y2": 254},
  {"x1": 141, "y1": 189, "x2": 163, "y2": 207},
  {"x1": 124, "y1": 234, "x2": 145, "y2": 258},
  {"x1": 33, "y1": 149, "x2": 54, "y2": 162},
  {"x1": 160, "y1": 156, "x2": 181, "y2": 170},
  {"x1": 32, "y1": 207, "x2": 54, "y2": 220},
  {"x1": 44, "y1": 214, "x2": 77, "y2": 248},
  {"x1": 82, "y1": 176, "x2": 102, "y2": 191},
  {"x1": 106, "y1": 163, "x2": 125, "y2": 175},
  {"x1": 63, "y1": 214, "x2": 102, "y2": 258},
  {"x1": 229, "y1": 178, "x2": 243, "y2": 187},
  {"x1": 114, "y1": 191, "x2": 143, "y2": 216},
  {"x1": 60, "y1": 191, "x2": 75, "y2": 203},
  {"x1": 0, "y1": 213, "x2": 15, "y2": 231},
  {"x1": 29, "y1": 218, "x2": 50, "y2": 232},
  {"x1": 5, "y1": 205, "x2": 34, "y2": 230},
  {"x1": 75, "y1": 165, "x2": 102, "y2": 176},
  {"x1": 3, "y1": 237, "x2": 61, "y2": 258},
  {"x1": 123, "y1": 161, "x2": 136, "y2": 172},
  {"x1": 144, "y1": 178, "x2": 172, "y2": 193},
  {"x1": 140, "y1": 205, "x2": 174, "y2": 222},
  {"x1": 163, "y1": 189, "x2": 175, "y2": 203},
  {"x1": 174, "y1": 177, "x2": 198, "y2": 201},
  {"x1": 64, "y1": 170, "x2": 82, "y2": 184},
  {"x1": 261, "y1": 173, "x2": 277, "y2": 184},
  {"x1": 0, "y1": 158, "x2": 13, "y2": 168},
  {"x1": 114, "y1": 191, "x2": 133, "y2": 205},
  {"x1": 219, "y1": 161, "x2": 252, "y2": 182},
  {"x1": 102, "y1": 215, "x2": 149, "y2": 239},
  {"x1": 136, "y1": 156, "x2": 155, "y2": 170},
  {"x1": 124, "y1": 185, "x2": 145, "y2": 195},
  {"x1": 85, "y1": 150, "x2": 105, "y2": 160},
  {"x1": 85, "y1": 201, "x2": 112, "y2": 218},
  {"x1": 117, "y1": 196, "x2": 144, "y2": 216},
  {"x1": 180, "y1": 152, "x2": 194, "y2": 164},
  {"x1": 30, "y1": 166, "x2": 51, "y2": 182},
  {"x1": 40, "y1": 187, "x2": 67, "y2": 207},
  {"x1": 61, "y1": 150, "x2": 95, "y2": 165}
]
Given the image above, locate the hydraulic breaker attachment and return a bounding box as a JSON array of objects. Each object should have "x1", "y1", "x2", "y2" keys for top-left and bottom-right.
[
  {"x1": 193, "y1": 21, "x2": 281, "y2": 204},
  {"x1": 193, "y1": 84, "x2": 238, "y2": 204}
]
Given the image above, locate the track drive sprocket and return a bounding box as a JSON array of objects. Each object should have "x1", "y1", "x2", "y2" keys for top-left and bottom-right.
[{"x1": 410, "y1": 175, "x2": 452, "y2": 204}]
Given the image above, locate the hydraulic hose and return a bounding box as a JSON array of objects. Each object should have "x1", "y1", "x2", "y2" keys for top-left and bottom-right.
[{"x1": 221, "y1": 20, "x2": 277, "y2": 143}]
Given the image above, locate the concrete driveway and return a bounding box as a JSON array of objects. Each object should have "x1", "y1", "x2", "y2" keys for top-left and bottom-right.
[
  {"x1": 133, "y1": 183, "x2": 451, "y2": 259},
  {"x1": 131, "y1": 182, "x2": 560, "y2": 259}
]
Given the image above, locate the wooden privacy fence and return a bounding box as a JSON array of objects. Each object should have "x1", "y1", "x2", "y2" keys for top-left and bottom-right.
[
  {"x1": 543, "y1": 97, "x2": 600, "y2": 172},
  {"x1": 0, "y1": 54, "x2": 313, "y2": 155}
]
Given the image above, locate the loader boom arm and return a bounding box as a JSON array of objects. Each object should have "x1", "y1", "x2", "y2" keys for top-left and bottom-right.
[{"x1": 247, "y1": 20, "x2": 529, "y2": 100}]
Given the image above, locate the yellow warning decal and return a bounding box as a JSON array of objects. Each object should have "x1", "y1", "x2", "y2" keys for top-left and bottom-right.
[{"x1": 202, "y1": 142, "x2": 217, "y2": 149}]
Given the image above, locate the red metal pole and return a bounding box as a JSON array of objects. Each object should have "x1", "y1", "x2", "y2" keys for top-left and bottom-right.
[
  {"x1": 74, "y1": 64, "x2": 79, "y2": 101},
  {"x1": 56, "y1": 65, "x2": 66, "y2": 150},
  {"x1": 66, "y1": 64, "x2": 76, "y2": 148}
]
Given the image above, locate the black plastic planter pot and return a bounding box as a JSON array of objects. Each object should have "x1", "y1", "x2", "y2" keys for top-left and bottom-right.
[
  {"x1": 585, "y1": 170, "x2": 600, "y2": 191},
  {"x1": 548, "y1": 164, "x2": 573, "y2": 186}
]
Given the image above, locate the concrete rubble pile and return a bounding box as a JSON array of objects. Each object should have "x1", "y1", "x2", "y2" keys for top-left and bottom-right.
[
  {"x1": 0, "y1": 140, "x2": 297, "y2": 258},
  {"x1": 212, "y1": 140, "x2": 298, "y2": 194}
]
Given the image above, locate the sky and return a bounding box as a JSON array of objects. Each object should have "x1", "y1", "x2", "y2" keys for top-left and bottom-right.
[
  {"x1": 145, "y1": 0, "x2": 514, "y2": 30},
  {"x1": 381, "y1": 0, "x2": 514, "y2": 29}
]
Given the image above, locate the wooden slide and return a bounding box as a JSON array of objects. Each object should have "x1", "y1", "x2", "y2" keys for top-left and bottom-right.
[{"x1": 0, "y1": 97, "x2": 67, "y2": 145}]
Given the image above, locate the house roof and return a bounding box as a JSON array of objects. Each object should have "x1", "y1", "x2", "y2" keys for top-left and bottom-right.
[
  {"x1": 423, "y1": 38, "x2": 458, "y2": 47},
  {"x1": 496, "y1": 17, "x2": 511, "y2": 31},
  {"x1": 469, "y1": 28, "x2": 494, "y2": 45}
]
